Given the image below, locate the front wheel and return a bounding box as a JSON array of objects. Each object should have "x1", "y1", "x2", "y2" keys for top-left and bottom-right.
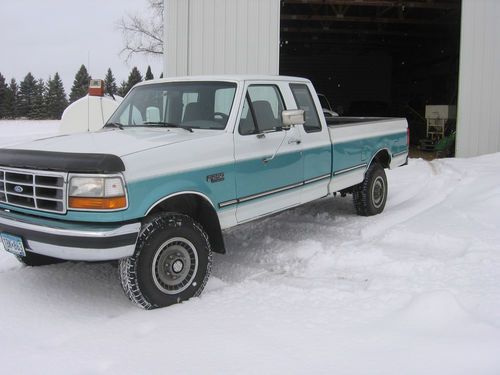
[
  {"x1": 353, "y1": 163, "x2": 388, "y2": 216},
  {"x1": 119, "y1": 213, "x2": 212, "y2": 309}
]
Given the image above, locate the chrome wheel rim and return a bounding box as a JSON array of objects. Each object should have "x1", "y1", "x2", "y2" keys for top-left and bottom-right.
[
  {"x1": 372, "y1": 176, "x2": 386, "y2": 209},
  {"x1": 152, "y1": 237, "x2": 198, "y2": 295}
]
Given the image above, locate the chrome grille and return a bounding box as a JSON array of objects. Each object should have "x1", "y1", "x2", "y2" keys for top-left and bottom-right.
[{"x1": 0, "y1": 167, "x2": 67, "y2": 213}]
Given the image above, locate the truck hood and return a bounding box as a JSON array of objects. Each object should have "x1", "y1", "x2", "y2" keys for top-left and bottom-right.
[{"x1": 6, "y1": 128, "x2": 220, "y2": 157}]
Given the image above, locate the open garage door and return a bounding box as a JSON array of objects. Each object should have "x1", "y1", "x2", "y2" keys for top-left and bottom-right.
[{"x1": 280, "y1": 0, "x2": 461, "y2": 153}]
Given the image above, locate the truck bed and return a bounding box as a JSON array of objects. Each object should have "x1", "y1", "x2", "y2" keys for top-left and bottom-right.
[
  {"x1": 327, "y1": 117, "x2": 407, "y2": 144},
  {"x1": 326, "y1": 116, "x2": 398, "y2": 127},
  {"x1": 325, "y1": 115, "x2": 408, "y2": 194}
]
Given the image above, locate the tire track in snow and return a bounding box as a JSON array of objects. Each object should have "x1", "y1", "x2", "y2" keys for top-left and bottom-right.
[{"x1": 360, "y1": 159, "x2": 463, "y2": 240}]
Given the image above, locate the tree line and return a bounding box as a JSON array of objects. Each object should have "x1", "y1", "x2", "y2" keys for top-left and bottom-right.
[{"x1": 0, "y1": 65, "x2": 158, "y2": 120}]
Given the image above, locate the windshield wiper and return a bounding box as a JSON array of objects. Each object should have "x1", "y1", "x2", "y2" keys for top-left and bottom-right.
[
  {"x1": 143, "y1": 122, "x2": 193, "y2": 133},
  {"x1": 104, "y1": 122, "x2": 124, "y2": 130}
]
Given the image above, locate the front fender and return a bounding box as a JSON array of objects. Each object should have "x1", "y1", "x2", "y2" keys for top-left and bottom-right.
[{"x1": 124, "y1": 166, "x2": 236, "y2": 220}]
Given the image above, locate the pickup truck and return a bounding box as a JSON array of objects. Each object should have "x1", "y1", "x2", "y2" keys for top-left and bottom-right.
[{"x1": 0, "y1": 75, "x2": 409, "y2": 309}]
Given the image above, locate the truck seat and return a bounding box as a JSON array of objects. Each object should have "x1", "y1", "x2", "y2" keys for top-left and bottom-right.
[
  {"x1": 252, "y1": 101, "x2": 278, "y2": 131},
  {"x1": 183, "y1": 102, "x2": 206, "y2": 123}
]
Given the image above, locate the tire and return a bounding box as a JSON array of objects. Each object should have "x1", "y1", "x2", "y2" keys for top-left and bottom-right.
[
  {"x1": 16, "y1": 251, "x2": 65, "y2": 267},
  {"x1": 353, "y1": 163, "x2": 388, "y2": 216},
  {"x1": 119, "y1": 213, "x2": 212, "y2": 310}
]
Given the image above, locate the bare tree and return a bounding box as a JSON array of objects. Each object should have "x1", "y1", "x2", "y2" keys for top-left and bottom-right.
[{"x1": 118, "y1": 0, "x2": 164, "y2": 60}]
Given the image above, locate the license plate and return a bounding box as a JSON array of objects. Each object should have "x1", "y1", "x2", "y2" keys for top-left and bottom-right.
[{"x1": 0, "y1": 233, "x2": 26, "y2": 257}]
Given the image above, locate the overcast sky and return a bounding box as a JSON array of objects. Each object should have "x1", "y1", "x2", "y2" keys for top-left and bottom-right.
[{"x1": 0, "y1": 0, "x2": 163, "y2": 91}]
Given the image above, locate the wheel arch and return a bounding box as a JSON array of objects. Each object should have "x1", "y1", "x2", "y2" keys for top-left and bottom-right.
[
  {"x1": 145, "y1": 191, "x2": 226, "y2": 254},
  {"x1": 369, "y1": 148, "x2": 392, "y2": 169}
]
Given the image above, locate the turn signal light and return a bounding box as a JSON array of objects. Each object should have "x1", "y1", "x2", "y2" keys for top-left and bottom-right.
[{"x1": 69, "y1": 196, "x2": 127, "y2": 210}]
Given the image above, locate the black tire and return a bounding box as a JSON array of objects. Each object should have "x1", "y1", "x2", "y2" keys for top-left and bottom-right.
[
  {"x1": 119, "y1": 213, "x2": 212, "y2": 309},
  {"x1": 16, "y1": 251, "x2": 65, "y2": 267},
  {"x1": 353, "y1": 163, "x2": 388, "y2": 216}
]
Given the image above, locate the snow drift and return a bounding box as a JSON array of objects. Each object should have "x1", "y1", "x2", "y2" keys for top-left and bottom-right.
[{"x1": 0, "y1": 120, "x2": 499, "y2": 374}]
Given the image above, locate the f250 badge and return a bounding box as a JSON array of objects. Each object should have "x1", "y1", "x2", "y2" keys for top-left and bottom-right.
[{"x1": 207, "y1": 173, "x2": 224, "y2": 183}]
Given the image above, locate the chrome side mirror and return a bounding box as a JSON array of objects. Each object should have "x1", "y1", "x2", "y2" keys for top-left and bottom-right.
[{"x1": 282, "y1": 109, "x2": 305, "y2": 130}]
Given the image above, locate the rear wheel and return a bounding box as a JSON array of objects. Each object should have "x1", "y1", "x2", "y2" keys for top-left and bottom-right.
[
  {"x1": 353, "y1": 163, "x2": 388, "y2": 216},
  {"x1": 16, "y1": 251, "x2": 65, "y2": 267},
  {"x1": 119, "y1": 213, "x2": 212, "y2": 309}
]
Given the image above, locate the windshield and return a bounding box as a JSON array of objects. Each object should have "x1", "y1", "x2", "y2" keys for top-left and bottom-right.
[{"x1": 107, "y1": 81, "x2": 237, "y2": 130}]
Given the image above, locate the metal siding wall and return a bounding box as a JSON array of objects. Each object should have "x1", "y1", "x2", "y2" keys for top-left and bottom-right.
[
  {"x1": 456, "y1": 0, "x2": 500, "y2": 157},
  {"x1": 224, "y1": 0, "x2": 237, "y2": 73},
  {"x1": 189, "y1": 1, "x2": 203, "y2": 74},
  {"x1": 165, "y1": 0, "x2": 189, "y2": 77},
  {"x1": 165, "y1": 0, "x2": 280, "y2": 77},
  {"x1": 235, "y1": 1, "x2": 249, "y2": 73}
]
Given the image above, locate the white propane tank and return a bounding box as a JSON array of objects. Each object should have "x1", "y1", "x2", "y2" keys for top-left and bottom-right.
[{"x1": 59, "y1": 79, "x2": 123, "y2": 135}]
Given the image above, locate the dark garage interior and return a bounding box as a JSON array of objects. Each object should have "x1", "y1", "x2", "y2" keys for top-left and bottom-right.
[{"x1": 279, "y1": 0, "x2": 462, "y2": 152}]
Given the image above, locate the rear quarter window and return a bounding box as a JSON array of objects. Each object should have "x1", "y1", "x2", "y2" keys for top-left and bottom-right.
[{"x1": 290, "y1": 84, "x2": 322, "y2": 133}]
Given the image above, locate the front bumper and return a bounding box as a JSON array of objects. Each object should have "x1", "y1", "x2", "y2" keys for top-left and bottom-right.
[{"x1": 0, "y1": 209, "x2": 140, "y2": 261}]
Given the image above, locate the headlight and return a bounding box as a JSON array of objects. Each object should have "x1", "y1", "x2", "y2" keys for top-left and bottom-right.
[{"x1": 68, "y1": 175, "x2": 127, "y2": 210}]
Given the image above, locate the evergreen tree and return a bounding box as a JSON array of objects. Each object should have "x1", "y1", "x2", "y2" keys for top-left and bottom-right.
[
  {"x1": 45, "y1": 73, "x2": 68, "y2": 119},
  {"x1": 17, "y1": 72, "x2": 37, "y2": 118},
  {"x1": 104, "y1": 68, "x2": 117, "y2": 96},
  {"x1": 125, "y1": 67, "x2": 143, "y2": 94},
  {"x1": 30, "y1": 78, "x2": 46, "y2": 119},
  {"x1": 117, "y1": 80, "x2": 128, "y2": 97},
  {"x1": 145, "y1": 66, "x2": 154, "y2": 81},
  {"x1": 69, "y1": 64, "x2": 91, "y2": 103},
  {"x1": 0, "y1": 73, "x2": 6, "y2": 118},
  {"x1": 4, "y1": 79, "x2": 18, "y2": 118}
]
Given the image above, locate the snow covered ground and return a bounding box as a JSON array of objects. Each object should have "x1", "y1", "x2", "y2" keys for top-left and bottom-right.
[
  {"x1": 0, "y1": 120, "x2": 499, "y2": 374},
  {"x1": 0, "y1": 120, "x2": 60, "y2": 147}
]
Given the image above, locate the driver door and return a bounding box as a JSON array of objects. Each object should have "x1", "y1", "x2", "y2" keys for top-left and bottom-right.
[{"x1": 234, "y1": 84, "x2": 303, "y2": 223}]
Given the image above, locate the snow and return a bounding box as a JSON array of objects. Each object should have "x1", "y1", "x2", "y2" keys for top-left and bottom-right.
[{"x1": 0, "y1": 120, "x2": 499, "y2": 374}]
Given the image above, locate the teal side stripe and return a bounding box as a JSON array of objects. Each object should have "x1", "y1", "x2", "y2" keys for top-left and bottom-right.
[
  {"x1": 302, "y1": 144, "x2": 332, "y2": 181},
  {"x1": 332, "y1": 132, "x2": 407, "y2": 174},
  {"x1": 219, "y1": 173, "x2": 331, "y2": 208},
  {"x1": 0, "y1": 142, "x2": 381, "y2": 224},
  {"x1": 234, "y1": 150, "x2": 302, "y2": 199}
]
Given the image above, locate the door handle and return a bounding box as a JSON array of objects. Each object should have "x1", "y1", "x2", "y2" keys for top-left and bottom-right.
[
  {"x1": 262, "y1": 156, "x2": 273, "y2": 164},
  {"x1": 288, "y1": 138, "x2": 301, "y2": 145}
]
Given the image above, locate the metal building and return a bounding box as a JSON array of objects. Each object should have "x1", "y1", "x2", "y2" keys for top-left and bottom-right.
[
  {"x1": 164, "y1": 0, "x2": 500, "y2": 158},
  {"x1": 456, "y1": 0, "x2": 500, "y2": 158},
  {"x1": 164, "y1": 0, "x2": 280, "y2": 76}
]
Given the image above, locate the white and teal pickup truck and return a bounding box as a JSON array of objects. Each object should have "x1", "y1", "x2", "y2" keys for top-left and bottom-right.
[{"x1": 0, "y1": 76, "x2": 408, "y2": 309}]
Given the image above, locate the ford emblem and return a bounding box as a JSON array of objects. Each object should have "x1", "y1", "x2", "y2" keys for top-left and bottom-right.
[{"x1": 14, "y1": 185, "x2": 24, "y2": 193}]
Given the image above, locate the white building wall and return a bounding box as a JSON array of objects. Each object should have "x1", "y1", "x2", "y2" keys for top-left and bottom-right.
[
  {"x1": 456, "y1": 0, "x2": 500, "y2": 157},
  {"x1": 164, "y1": 0, "x2": 280, "y2": 77}
]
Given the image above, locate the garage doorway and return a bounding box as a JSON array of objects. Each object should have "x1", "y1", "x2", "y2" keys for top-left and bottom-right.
[{"x1": 280, "y1": 0, "x2": 462, "y2": 156}]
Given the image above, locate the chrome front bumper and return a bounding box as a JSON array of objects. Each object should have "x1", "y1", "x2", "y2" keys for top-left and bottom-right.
[{"x1": 0, "y1": 210, "x2": 140, "y2": 261}]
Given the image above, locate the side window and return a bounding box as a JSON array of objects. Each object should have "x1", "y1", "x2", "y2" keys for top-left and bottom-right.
[
  {"x1": 290, "y1": 84, "x2": 322, "y2": 132},
  {"x1": 239, "y1": 85, "x2": 287, "y2": 135},
  {"x1": 238, "y1": 96, "x2": 257, "y2": 135},
  {"x1": 248, "y1": 85, "x2": 283, "y2": 121}
]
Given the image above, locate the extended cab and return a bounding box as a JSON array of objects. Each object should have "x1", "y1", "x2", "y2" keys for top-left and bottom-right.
[{"x1": 0, "y1": 76, "x2": 408, "y2": 309}]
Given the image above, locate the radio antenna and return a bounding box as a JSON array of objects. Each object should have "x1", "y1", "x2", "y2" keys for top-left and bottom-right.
[{"x1": 87, "y1": 51, "x2": 91, "y2": 132}]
